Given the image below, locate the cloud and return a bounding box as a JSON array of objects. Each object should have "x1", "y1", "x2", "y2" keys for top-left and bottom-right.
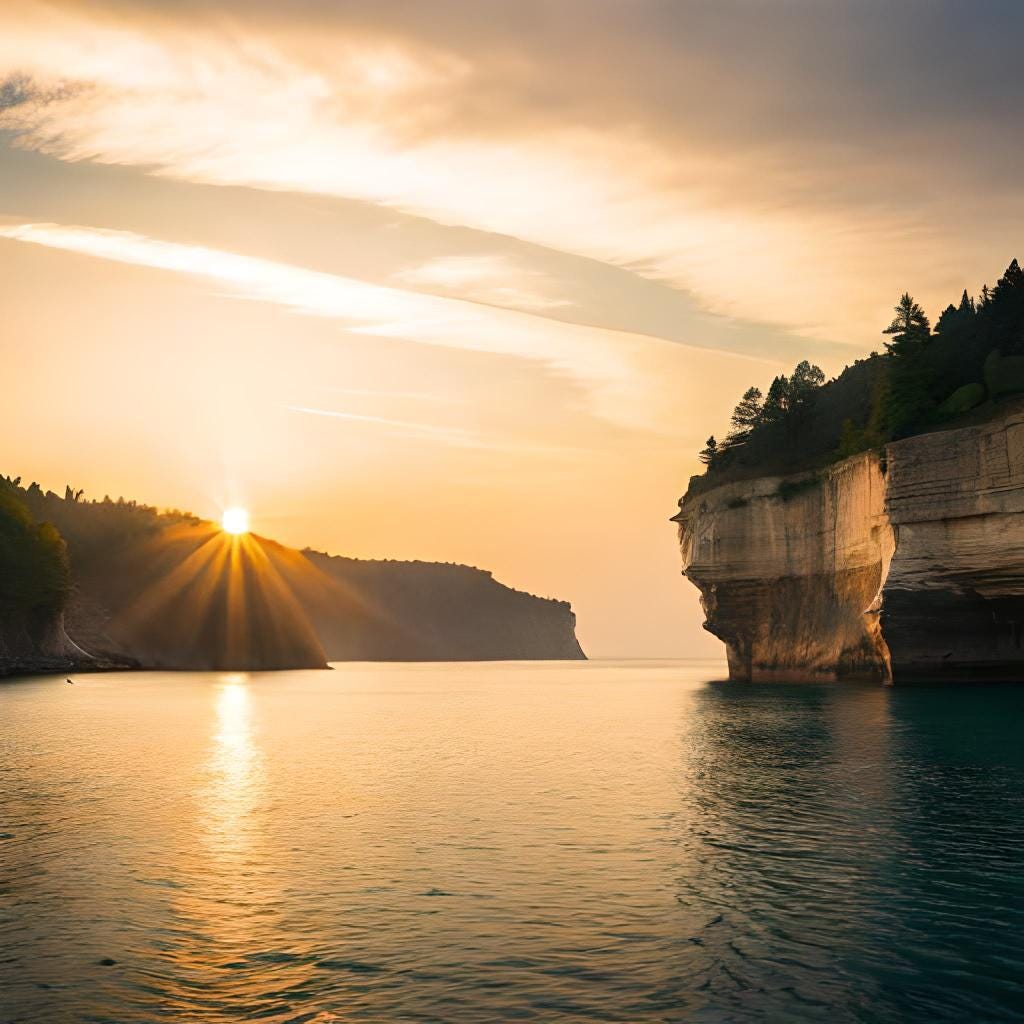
[
  {"x1": 0, "y1": 221, "x2": 776, "y2": 437},
  {"x1": 287, "y1": 405, "x2": 594, "y2": 456},
  {"x1": 394, "y1": 254, "x2": 570, "y2": 312},
  {"x1": 286, "y1": 406, "x2": 482, "y2": 447},
  {"x1": 3, "y1": 2, "x2": 1022, "y2": 347}
]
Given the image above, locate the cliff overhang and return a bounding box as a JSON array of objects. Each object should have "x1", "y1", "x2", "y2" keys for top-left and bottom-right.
[{"x1": 676, "y1": 405, "x2": 1024, "y2": 683}]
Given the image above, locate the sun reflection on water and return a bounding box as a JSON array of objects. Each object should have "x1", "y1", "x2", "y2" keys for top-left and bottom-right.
[{"x1": 207, "y1": 676, "x2": 261, "y2": 859}]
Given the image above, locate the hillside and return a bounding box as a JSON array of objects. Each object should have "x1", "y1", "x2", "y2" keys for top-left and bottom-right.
[
  {"x1": 2, "y1": 479, "x2": 584, "y2": 672},
  {"x1": 0, "y1": 479, "x2": 74, "y2": 673}
]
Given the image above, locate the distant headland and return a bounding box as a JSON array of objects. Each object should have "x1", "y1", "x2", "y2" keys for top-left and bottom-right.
[{"x1": 0, "y1": 478, "x2": 584, "y2": 676}]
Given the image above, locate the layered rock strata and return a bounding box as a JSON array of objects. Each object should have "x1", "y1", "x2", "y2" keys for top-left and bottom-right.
[{"x1": 675, "y1": 404, "x2": 1024, "y2": 682}]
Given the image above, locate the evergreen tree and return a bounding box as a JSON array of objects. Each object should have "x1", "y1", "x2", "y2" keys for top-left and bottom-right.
[
  {"x1": 762, "y1": 375, "x2": 791, "y2": 423},
  {"x1": 935, "y1": 289, "x2": 976, "y2": 337},
  {"x1": 729, "y1": 387, "x2": 763, "y2": 436},
  {"x1": 988, "y1": 258, "x2": 1024, "y2": 354},
  {"x1": 935, "y1": 303, "x2": 958, "y2": 335},
  {"x1": 882, "y1": 294, "x2": 935, "y2": 435},
  {"x1": 698, "y1": 435, "x2": 719, "y2": 468},
  {"x1": 788, "y1": 360, "x2": 826, "y2": 403},
  {"x1": 882, "y1": 293, "x2": 931, "y2": 355}
]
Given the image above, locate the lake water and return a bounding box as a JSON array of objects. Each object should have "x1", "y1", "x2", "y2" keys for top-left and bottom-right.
[{"x1": 2, "y1": 661, "x2": 1023, "y2": 1022}]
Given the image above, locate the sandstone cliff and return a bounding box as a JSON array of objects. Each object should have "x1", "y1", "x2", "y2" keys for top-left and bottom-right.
[{"x1": 674, "y1": 403, "x2": 1024, "y2": 682}]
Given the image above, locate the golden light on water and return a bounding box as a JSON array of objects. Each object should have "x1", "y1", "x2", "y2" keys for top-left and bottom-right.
[{"x1": 221, "y1": 507, "x2": 249, "y2": 535}]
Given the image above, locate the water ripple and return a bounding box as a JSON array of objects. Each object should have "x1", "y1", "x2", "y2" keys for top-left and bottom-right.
[{"x1": 1, "y1": 663, "x2": 1023, "y2": 1021}]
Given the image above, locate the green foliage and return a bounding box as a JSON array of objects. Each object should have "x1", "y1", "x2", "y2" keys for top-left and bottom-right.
[
  {"x1": 882, "y1": 292, "x2": 931, "y2": 355},
  {"x1": 938, "y1": 382, "x2": 986, "y2": 417},
  {"x1": 688, "y1": 258, "x2": 1024, "y2": 495},
  {"x1": 789, "y1": 360, "x2": 826, "y2": 398},
  {"x1": 699, "y1": 435, "x2": 719, "y2": 468},
  {"x1": 762, "y1": 375, "x2": 790, "y2": 424},
  {"x1": 701, "y1": 361, "x2": 826, "y2": 469},
  {"x1": 836, "y1": 419, "x2": 868, "y2": 459},
  {"x1": 0, "y1": 479, "x2": 70, "y2": 622},
  {"x1": 984, "y1": 351, "x2": 1024, "y2": 398},
  {"x1": 728, "y1": 387, "x2": 764, "y2": 444}
]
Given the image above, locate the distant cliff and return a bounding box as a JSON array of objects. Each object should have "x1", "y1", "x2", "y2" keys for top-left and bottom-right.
[
  {"x1": 675, "y1": 402, "x2": 1024, "y2": 682},
  {"x1": 299, "y1": 551, "x2": 585, "y2": 661},
  {"x1": 1, "y1": 479, "x2": 584, "y2": 673}
]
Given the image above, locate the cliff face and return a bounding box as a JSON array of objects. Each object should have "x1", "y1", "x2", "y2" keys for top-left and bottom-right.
[
  {"x1": 882, "y1": 406, "x2": 1024, "y2": 678},
  {"x1": 675, "y1": 454, "x2": 894, "y2": 681},
  {"x1": 675, "y1": 404, "x2": 1024, "y2": 682},
  {"x1": 298, "y1": 552, "x2": 586, "y2": 662}
]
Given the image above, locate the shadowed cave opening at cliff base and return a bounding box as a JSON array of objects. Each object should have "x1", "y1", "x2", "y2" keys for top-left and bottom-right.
[
  {"x1": 0, "y1": 477, "x2": 585, "y2": 675},
  {"x1": 677, "y1": 260, "x2": 1024, "y2": 684}
]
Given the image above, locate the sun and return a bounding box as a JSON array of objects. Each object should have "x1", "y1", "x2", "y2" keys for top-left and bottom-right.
[{"x1": 221, "y1": 506, "x2": 250, "y2": 536}]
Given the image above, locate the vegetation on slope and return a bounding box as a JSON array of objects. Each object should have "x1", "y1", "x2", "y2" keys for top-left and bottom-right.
[
  {"x1": 0, "y1": 477, "x2": 70, "y2": 657},
  {"x1": 692, "y1": 258, "x2": 1024, "y2": 494},
  {"x1": 0, "y1": 478, "x2": 583, "y2": 665}
]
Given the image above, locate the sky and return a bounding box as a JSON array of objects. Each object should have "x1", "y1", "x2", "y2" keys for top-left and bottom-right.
[{"x1": 1, "y1": 1, "x2": 1022, "y2": 657}]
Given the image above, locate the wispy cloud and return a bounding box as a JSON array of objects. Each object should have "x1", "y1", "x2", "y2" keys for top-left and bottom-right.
[
  {"x1": 287, "y1": 404, "x2": 593, "y2": 456},
  {"x1": 2, "y1": 3, "x2": 1017, "y2": 345},
  {"x1": 0, "y1": 221, "x2": 775, "y2": 436},
  {"x1": 316, "y1": 386, "x2": 466, "y2": 405},
  {"x1": 286, "y1": 405, "x2": 478, "y2": 446},
  {"x1": 395, "y1": 254, "x2": 571, "y2": 312}
]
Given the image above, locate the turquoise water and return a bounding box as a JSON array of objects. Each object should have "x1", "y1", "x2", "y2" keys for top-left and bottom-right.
[{"x1": 1, "y1": 661, "x2": 1023, "y2": 1022}]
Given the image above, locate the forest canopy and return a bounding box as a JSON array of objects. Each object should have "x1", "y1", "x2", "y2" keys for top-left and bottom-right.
[
  {"x1": 0, "y1": 477, "x2": 70, "y2": 627},
  {"x1": 696, "y1": 258, "x2": 1024, "y2": 488}
]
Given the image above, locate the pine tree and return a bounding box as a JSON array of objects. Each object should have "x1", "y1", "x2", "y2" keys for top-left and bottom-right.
[
  {"x1": 882, "y1": 293, "x2": 931, "y2": 355},
  {"x1": 698, "y1": 435, "x2": 719, "y2": 468},
  {"x1": 762, "y1": 375, "x2": 791, "y2": 423},
  {"x1": 728, "y1": 386, "x2": 763, "y2": 442},
  {"x1": 935, "y1": 303, "x2": 958, "y2": 335},
  {"x1": 788, "y1": 360, "x2": 825, "y2": 402},
  {"x1": 1000, "y1": 258, "x2": 1023, "y2": 289},
  {"x1": 988, "y1": 259, "x2": 1024, "y2": 355}
]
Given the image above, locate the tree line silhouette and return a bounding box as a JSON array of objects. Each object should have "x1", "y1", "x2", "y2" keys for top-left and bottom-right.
[
  {"x1": 699, "y1": 360, "x2": 827, "y2": 470},
  {"x1": 696, "y1": 258, "x2": 1024, "y2": 485},
  {"x1": 0, "y1": 477, "x2": 70, "y2": 654}
]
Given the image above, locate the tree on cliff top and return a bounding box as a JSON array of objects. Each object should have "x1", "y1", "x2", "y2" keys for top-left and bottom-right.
[
  {"x1": 727, "y1": 387, "x2": 763, "y2": 444},
  {"x1": 762, "y1": 375, "x2": 791, "y2": 423},
  {"x1": 789, "y1": 360, "x2": 826, "y2": 399},
  {"x1": 699, "y1": 436, "x2": 719, "y2": 468},
  {"x1": 883, "y1": 293, "x2": 931, "y2": 355}
]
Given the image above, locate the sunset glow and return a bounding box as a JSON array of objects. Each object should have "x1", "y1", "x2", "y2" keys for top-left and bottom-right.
[
  {"x1": 221, "y1": 507, "x2": 249, "y2": 536},
  {"x1": 3, "y1": 6, "x2": 1022, "y2": 1022},
  {"x1": 2, "y1": 1, "x2": 1021, "y2": 657}
]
